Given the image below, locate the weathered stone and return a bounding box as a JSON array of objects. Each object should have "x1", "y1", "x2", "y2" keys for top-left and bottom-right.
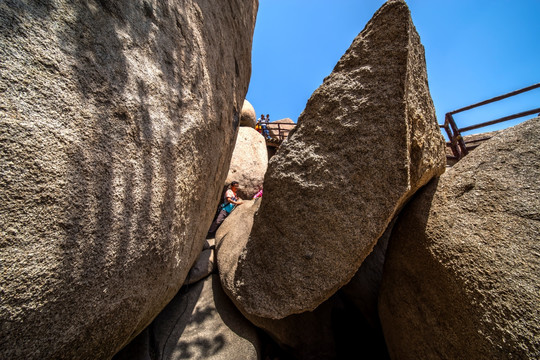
[
  {"x1": 216, "y1": 199, "x2": 261, "y2": 286},
  {"x1": 240, "y1": 99, "x2": 257, "y2": 128},
  {"x1": 379, "y1": 117, "x2": 540, "y2": 359},
  {"x1": 184, "y1": 249, "x2": 216, "y2": 286},
  {"x1": 0, "y1": 1, "x2": 257, "y2": 359},
  {"x1": 267, "y1": 118, "x2": 295, "y2": 140},
  {"x1": 446, "y1": 130, "x2": 502, "y2": 166},
  {"x1": 224, "y1": 0, "x2": 446, "y2": 319},
  {"x1": 215, "y1": 199, "x2": 339, "y2": 360},
  {"x1": 225, "y1": 127, "x2": 268, "y2": 199},
  {"x1": 114, "y1": 275, "x2": 262, "y2": 360}
]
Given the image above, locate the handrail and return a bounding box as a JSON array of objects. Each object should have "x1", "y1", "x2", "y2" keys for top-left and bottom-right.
[
  {"x1": 448, "y1": 83, "x2": 540, "y2": 115},
  {"x1": 268, "y1": 122, "x2": 295, "y2": 141},
  {"x1": 257, "y1": 121, "x2": 296, "y2": 145},
  {"x1": 459, "y1": 107, "x2": 540, "y2": 133},
  {"x1": 441, "y1": 83, "x2": 540, "y2": 162}
]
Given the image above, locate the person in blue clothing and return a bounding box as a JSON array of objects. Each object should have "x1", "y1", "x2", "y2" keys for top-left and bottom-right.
[
  {"x1": 261, "y1": 114, "x2": 270, "y2": 139},
  {"x1": 207, "y1": 181, "x2": 243, "y2": 237}
]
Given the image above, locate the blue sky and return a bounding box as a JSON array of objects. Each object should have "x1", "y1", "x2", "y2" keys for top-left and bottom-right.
[{"x1": 246, "y1": 0, "x2": 540, "y2": 135}]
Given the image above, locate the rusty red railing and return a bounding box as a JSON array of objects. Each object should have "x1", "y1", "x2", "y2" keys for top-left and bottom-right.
[
  {"x1": 258, "y1": 122, "x2": 296, "y2": 146},
  {"x1": 440, "y1": 83, "x2": 540, "y2": 162}
]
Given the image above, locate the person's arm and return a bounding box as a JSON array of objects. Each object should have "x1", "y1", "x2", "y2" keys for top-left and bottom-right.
[
  {"x1": 226, "y1": 189, "x2": 243, "y2": 205},
  {"x1": 227, "y1": 196, "x2": 243, "y2": 205}
]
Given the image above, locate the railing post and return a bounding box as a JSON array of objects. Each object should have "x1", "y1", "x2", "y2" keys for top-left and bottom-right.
[
  {"x1": 446, "y1": 113, "x2": 468, "y2": 158},
  {"x1": 443, "y1": 114, "x2": 459, "y2": 158}
]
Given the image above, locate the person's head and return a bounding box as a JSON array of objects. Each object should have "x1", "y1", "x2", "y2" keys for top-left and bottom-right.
[{"x1": 230, "y1": 181, "x2": 239, "y2": 190}]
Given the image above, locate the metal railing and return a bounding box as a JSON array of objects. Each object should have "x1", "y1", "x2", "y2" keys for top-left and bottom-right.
[
  {"x1": 440, "y1": 83, "x2": 540, "y2": 161},
  {"x1": 258, "y1": 122, "x2": 296, "y2": 146},
  {"x1": 269, "y1": 122, "x2": 295, "y2": 141}
]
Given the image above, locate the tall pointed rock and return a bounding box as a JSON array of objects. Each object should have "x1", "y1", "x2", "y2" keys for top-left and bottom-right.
[{"x1": 220, "y1": 0, "x2": 446, "y2": 319}]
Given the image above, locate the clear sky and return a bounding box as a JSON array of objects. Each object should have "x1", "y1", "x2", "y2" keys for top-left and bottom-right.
[{"x1": 246, "y1": 0, "x2": 540, "y2": 135}]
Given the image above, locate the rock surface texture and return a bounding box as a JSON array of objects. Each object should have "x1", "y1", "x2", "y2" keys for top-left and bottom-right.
[
  {"x1": 223, "y1": 0, "x2": 446, "y2": 319},
  {"x1": 216, "y1": 199, "x2": 261, "y2": 290},
  {"x1": 379, "y1": 117, "x2": 540, "y2": 359},
  {"x1": 216, "y1": 199, "x2": 339, "y2": 360},
  {"x1": 114, "y1": 275, "x2": 262, "y2": 360},
  {"x1": 240, "y1": 99, "x2": 257, "y2": 128},
  {"x1": 0, "y1": 1, "x2": 257, "y2": 359},
  {"x1": 225, "y1": 127, "x2": 268, "y2": 199},
  {"x1": 184, "y1": 248, "x2": 216, "y2": 286}
]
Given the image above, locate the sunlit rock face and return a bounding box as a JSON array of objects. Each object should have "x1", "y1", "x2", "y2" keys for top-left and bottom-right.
[
  {"x1": 225, "y1": 127, "x2": 268, "y2": 199},
  {"x1": 216, "y1": 199, "x2": 340, "y2": 360},
  {"x1": 222, "y1": 0, "x2": 446, "y2": 319},
  {"x1": 240, "y1": 99, "x2": 257, "y2": 128},
  {"x1": 0, "y1": 1, "x2": 257, "y2": 359},
  {"x1": 379, "y1": 117, "x2": 540, "y2": 360}
]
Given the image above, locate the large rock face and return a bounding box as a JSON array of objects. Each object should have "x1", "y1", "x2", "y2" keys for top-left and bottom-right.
[
  {"x1": 225, "y1": 127, "x2": 268, "y2": 199},
  {"x1": 0, "y1": 1, "x2": 257, "y2": 359},
  {"x1": 216, "y1": 200, "x2": 262, "y2": 291},
  {"x1": 216, "y1": 199, "x2": 339, "y2": 360},
  {"x1": 379, "y1": 117, "x2": 540, "y2": 359},
  {"x1": 224, "y1": 0, "x2": 445, "y2": 319},
  {"x1": 114, "y1": 275, "x2": 262, "y2": 360}
]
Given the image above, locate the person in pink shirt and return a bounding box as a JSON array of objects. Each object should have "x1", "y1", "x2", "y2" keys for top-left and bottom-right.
[{"x1": 253, "y1": 187, "x2": 263, "y2": 199}]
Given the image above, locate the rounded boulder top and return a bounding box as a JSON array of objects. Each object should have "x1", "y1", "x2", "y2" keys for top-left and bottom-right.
[{"x1": 240, "y1": 99, "x2": 257, "y2": 128}]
